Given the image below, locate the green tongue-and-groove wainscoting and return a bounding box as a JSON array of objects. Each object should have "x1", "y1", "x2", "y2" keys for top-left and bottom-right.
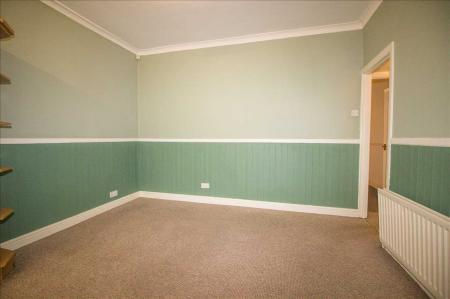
[
  {"x1": 1, "y1": 140, "x2": 360, "y2": 244},
  {"x1": 137, "y1": 142, "x2": 360, "y2": 209},
  {"x1": 0, "y1": 142, "x2": 138, "y2": 242},
  {"x1": 2, "y1": 140, "x2": 450, "y2": 245},
  {"x1": 390, "y1": 144, "x2": 450, "y2": 217}
]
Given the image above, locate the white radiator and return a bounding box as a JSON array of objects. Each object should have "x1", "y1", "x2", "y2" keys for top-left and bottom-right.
[{"x1": 378, "y1": 189, "x2": 450, "y2": 299}]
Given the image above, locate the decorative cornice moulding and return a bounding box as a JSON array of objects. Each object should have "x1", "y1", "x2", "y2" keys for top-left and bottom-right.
[
  {"x1": 41, "y1": 0, "x2": 139, "y2": 54},
  {"x1": 136, "y1": 21, "x2": 362, "y2": 56},
  {"x1": 40, "y1": 0, "x2": 382, "y2": 56}
]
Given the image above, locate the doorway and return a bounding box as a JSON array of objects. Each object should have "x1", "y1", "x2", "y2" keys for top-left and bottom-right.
[
  {"x1": 357, "y1": 42, "x2": 394, "y2": 221},
  {"x1": 367, "y1": 59, "x2": 390, "y2": 229}
]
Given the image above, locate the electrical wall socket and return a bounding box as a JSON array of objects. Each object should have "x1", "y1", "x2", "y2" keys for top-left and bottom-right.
[
  {"x1": 200, "y1": 183, "x2": 210, "y2": 189},
  {"x1": 109, "y1": 190, "x2": 118, "y2": 198}
]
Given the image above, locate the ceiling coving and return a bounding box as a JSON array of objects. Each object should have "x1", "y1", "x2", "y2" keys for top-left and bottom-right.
[{"x1": 41, "y1": 0, "x2": 382, "y2": 55}]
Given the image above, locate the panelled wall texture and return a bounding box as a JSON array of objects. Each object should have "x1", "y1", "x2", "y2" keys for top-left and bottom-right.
[
  {"x1": 0, "y1": 1, "x2": 138, "y2": 242},
  {"x1": 138, "y1": 143, "x2": 359, "y2": 209},
  {"x1": 364, "y1": 0, "x2": 450, "y2": 216},
  {"x1": 0, "y1": 143, "x2": 137, "y2": 242},
  {"x1": 1, "y1": 1, "x2": 449, "y2": 242},
  {"x1": 390, "y1": 145, "x2": 450, "y2": 217}
]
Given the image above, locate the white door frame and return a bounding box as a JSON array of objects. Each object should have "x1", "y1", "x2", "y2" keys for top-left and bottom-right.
[{"x1": 358, "y1": 42, "x2": 395, "y2": 218}]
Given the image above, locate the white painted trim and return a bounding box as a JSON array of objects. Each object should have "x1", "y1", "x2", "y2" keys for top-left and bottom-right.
[
  {"x1": 40, "y1": 0, "x2": 138, "y2": 54},
  {"x1": 386, "y1": 45, "x2": 396, "y2": 191},
  {"x1": 362, "y1": 43, "x2": 393, "y2": 74},
  {"x1": 0, "y1": 138, "x2": 137, "y2": 144},
  {"x1": 0, "y1": 190, "x2": 361, "y2": 250},
  {"x1": 0, "y1": 138, "x2": 360, "y2": 144},
  {"x1": 137, "y1": 138, "x2": 360, "y2": 144},
  {"x1": 139, "y1": 191, "x2": 361, "y2": 218},
  {"x1": 359, "y1": 0, "x2": 383, "y2": 27},
  {"x1": 391, "y1": 138, "x2": 450, "y2": 147},
  {"x1": 0, "y1": 192, "x2": 140, "y2": 250},
  {"x1": 358, "y1": 42, "x2": 394, "y2": 219},
  {"x1": 137, "y1": 21, "x2": 362, "y2": 56},
  {"x1": 358, "y1": 75, "x2": 372, "y2": 219},
  {"x1": 40, "y1": 0, "x2": 381, "y2": 56}
]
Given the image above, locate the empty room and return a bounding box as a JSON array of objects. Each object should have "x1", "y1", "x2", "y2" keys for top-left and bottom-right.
[{"x1": 0, "y1": 0, "x2": 449, "y2": 298}]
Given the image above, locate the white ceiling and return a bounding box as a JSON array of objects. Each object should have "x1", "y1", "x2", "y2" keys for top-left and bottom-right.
[{"x1": 43, "y1": 0, "x2": 381, "y2": 55}]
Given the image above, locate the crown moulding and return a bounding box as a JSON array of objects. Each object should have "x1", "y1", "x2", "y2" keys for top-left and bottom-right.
[{"x1": 41, "y1": 0, "x2": 382, "y2": 57}]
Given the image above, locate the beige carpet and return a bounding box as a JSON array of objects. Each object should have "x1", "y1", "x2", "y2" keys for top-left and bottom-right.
[
  {"x1": 1, "y1": 198, "x2": 425, "y2": 298},
  {"x1": 367, "y1": 186, "x2": 380, "y2": 231}
]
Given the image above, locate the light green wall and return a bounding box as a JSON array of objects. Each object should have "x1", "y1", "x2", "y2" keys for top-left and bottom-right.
[
  {"x1": 0, "y1": 2, "x2": 139, "y2": 243},
  {"x1": 138, "y1": 142, "x2": 359, "y2": 209},
  {"x1": 0, "y1": 0, "x2": 138, "y2": 138},
  {"x1": 365, "y1": 1, "x2": 450, "y2": 218},
  {"x1": 138, "y1": 31, "x2": 363, "y2": 139},
  {"x1": 364, "y1": 0, "x2": 450, "y2": 138}
]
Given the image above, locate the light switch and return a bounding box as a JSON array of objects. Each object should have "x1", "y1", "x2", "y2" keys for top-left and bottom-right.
[{"x1": 351, "y1": 109, "x2": 359, "y2": 117}]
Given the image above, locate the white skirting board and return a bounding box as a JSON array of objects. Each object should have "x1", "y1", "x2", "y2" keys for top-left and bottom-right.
[
  {"x1": 378, "y1": 189, "x2": 450, "y2": 299},
  {"x1": 0, "y1": 192, "x2": 140, "y2": 250},
  {"x1": 139, "y1": 191, "x2": 361, "y2": 218},
  {"x1": 0, "y1": 191, "x2": 360, "y2": 250}
]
